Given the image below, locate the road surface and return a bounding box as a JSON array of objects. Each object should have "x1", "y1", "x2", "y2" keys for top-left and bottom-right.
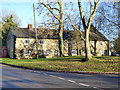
[{"x1": 1, "y1": 64, "x2": 119, "y2": 89}]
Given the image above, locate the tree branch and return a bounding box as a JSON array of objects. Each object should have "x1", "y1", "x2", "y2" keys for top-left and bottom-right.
[
  {"x1": 103, "y1": 15, "x2": 120, "y2": 28},
  {"x1": 58, "y1": 1, "x2": 63, "y2": 20},
  {"x1": 78, "y1": 0, "x2": 87, "y2": 30},
  {"x1": 40, "y1": 2, "x2": 60, "y2": 21},
  {"x1": 89, "y1": 0, "x2": 92, "y2": 15},
  {"x1": 87, "y1": 0, "x2": 99, "y2": 30},
  {"x1": 51, "y1": 8, "x2": 60, "y2": 12},
  {"x1": 64, "y1": 16, "x2": 85, "y2": 41}
]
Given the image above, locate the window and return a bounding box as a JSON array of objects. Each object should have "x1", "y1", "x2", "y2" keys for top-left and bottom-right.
[
  {"x1": 25, "y1": 39, "x2": 30, "y2": 44},
  {"x1": 25, "y1": 50, "x2": 31, "y2": 55},
  {"x1": 46, "y1": 50, "x2": 50, "y2": 55},
  {"x1": 39, "y1": 50, "x2": 44, "y2": 55},
  {"x1": 54, "y1": 49, "x2": 58, "y2": 56},
  {"x1": 100, "y1": 41, "x2": 103, "y2": 46},
  {"x1": 39, "y1": 40, "x2": 44, "y2": 45},
  {"x1": 104, "y1": 50, "x2": 108, "y2": 56},
  {"x1": 83, "y1": 49, "x2": 85, "y2": 55},
  {"x1": 90, "y1": 41, "x2": 92, "y2": 46},
  {"x1": 99, "y1": 50, "x2": 103, "y2": 54},
  {"x1": 71, "y1": 50, "x2": 76, "y2": 55}
]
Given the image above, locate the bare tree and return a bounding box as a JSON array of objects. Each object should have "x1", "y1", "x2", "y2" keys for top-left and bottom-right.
[
  {"x1": 78, "y1": 0, "x2": 100, "y2": 60},
  {"x1": 37, "y1": 0, "x2": 65, "y2": 56},
  {"x1": 37, "y1": 0, "x2": 100, "y2": 60},
  {"x1": 94, "y1": 2, "x2": 119, "y2": 41},
  {"x1": 67, "y1": 0, "x2": 100, "y2": 60}
]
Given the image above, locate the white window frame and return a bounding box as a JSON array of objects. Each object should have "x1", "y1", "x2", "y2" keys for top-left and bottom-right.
[
  {"x1": 39, "y1": 39, "x2": 44, "y2": 45},
  {"x1": 71, "y1": 50, "x2": 76, "y2": 55},
  {"x1": 99, "y1": 50, "x2": 103, "y2": 54},
  {"x1": 46, "y1": 50, "x2": 50, "y2": 55},
  {"x1": 83, "y1": 49, "x2": 85, "y2": 55},
  {"x1": 54, "y1": 49, "x2": 58, "y2": 56},
  {"x1": 25, "y1": 50, "x2": 31, "y2": 55},
  {"x1": 90, "y1": 41, "x2": 92, "y2": 46},
  {"x1": 39, "y1": 50, "x2": 44, "y2": 55},
  {"x1": 100, "y1": 41, "x2": 103, "y2": 46},
  {"x1": 25, "y1": 39, "x2": 30, "y2": 44}
]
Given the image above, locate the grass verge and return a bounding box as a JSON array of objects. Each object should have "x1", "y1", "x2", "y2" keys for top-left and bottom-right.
[{"x1": 2, "y1": 56, "x2": 120, "y2": 72}]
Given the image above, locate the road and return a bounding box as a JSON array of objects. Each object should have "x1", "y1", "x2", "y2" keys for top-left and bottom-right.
[{"x1": 1, "y1": 64, "x2": 119, "y2": 89}]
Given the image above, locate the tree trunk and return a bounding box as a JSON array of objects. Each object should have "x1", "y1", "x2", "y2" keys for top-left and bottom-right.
[
  {"x1": 40, "y1": 1, "x2": 64, "y2": 57},
  {"x1": 85, "y1": 29, "x2": 92, "y2": 60},
  {"x1": 94, "y1": 40, "x2": 97, "y2": 56},
  {"x1": 78, "y1": 0, "x2": 99, "y2": 60},
  {"x1": 59, "y1": 20, "x2": 64, "y2": 56},
  {"x1": 58, "y1": 2, "x2": 64, "y2": 56}
]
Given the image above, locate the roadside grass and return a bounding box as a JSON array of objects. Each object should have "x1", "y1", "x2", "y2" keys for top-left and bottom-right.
[
  {"x1": 2, "y1": 56, "x2": 120, "y2": 72},
  {"x1": 93, "y1": 56, "x2": 120, "y2": 61}
]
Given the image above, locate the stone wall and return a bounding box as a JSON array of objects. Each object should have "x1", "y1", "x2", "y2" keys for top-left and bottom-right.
[
  {"x1": 8, "y1": 36, "x2": 109, "y2": 58},
  {"x1": 90, "y1": 41, "x2": 108, "y2": 56},
  {"x1": 68, "y1": 40, "x2": 85, "y2": 56},
  {"x1": 7, "y1": 30, "x2": 15, "y2": 58},
  {"x1": 68, "y1": 40, "x2": 109, "y2": 56},
  {"x1": 15, "y1": 38, "x2": 68, "y2": 58}
]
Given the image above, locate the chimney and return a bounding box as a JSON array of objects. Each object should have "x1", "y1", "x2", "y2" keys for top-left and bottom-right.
[{"x1": 28, "y1": 24, "x2": 32, "y2": 30}]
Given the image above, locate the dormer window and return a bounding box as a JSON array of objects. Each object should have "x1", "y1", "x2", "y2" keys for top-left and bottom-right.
[
  {"x1": 25, "y1": 39, "x2": 30, "y2": 44},
  {"x1": 39, "y1": 40, "x2": 44, "y2": 45}
]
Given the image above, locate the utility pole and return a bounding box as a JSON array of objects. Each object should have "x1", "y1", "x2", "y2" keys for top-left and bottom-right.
[{"x1": 33, "y1": 3, "x2": 39, "y2": 59}]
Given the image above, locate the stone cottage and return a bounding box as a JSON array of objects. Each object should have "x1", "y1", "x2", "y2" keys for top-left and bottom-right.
[
  {"x1": 7, "y1": 24, "x2": 109, "y2": 59},
  {"x1": 69, "y1": 25, "x2": 110, "y2": 56}
]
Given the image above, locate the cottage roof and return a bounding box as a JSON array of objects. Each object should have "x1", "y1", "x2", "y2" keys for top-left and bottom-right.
[
  {"x1": 37, "y1": 28, "x2": 75, "y2": 40},
  {"x1": 11, "y1": 27, "x2": 35, "y2": 38},
  {"x1": 10, "y1": 26, "x2": 108, "y2": 41},
  {"x1": 89, "y1": 24, "x2": 108, "y2": 41},
  {"x1": 89, "y1": 32, "x2": 108, "y2": 41}
]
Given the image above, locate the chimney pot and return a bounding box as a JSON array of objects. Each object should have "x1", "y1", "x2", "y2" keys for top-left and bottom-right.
[{"x1": 28, "y1": 24, "x2": 32, "y2": 30}]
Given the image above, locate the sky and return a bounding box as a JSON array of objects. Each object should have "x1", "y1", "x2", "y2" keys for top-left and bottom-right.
[
  {"x1": 1, "y1": 0, "x2": 40, "y2": 28},
  {"x1": 0, "y1": 0, "x2": 79, "y2": 28},
  {"x1": 0, "y1": 0, "x2": 119, "y2": 43},
  {"x1": 0, "y1": 0, "x2": 78, "y2": 28},
  {"x1": 1, "y1": 0, "x2": 119, "y2": 28}
]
